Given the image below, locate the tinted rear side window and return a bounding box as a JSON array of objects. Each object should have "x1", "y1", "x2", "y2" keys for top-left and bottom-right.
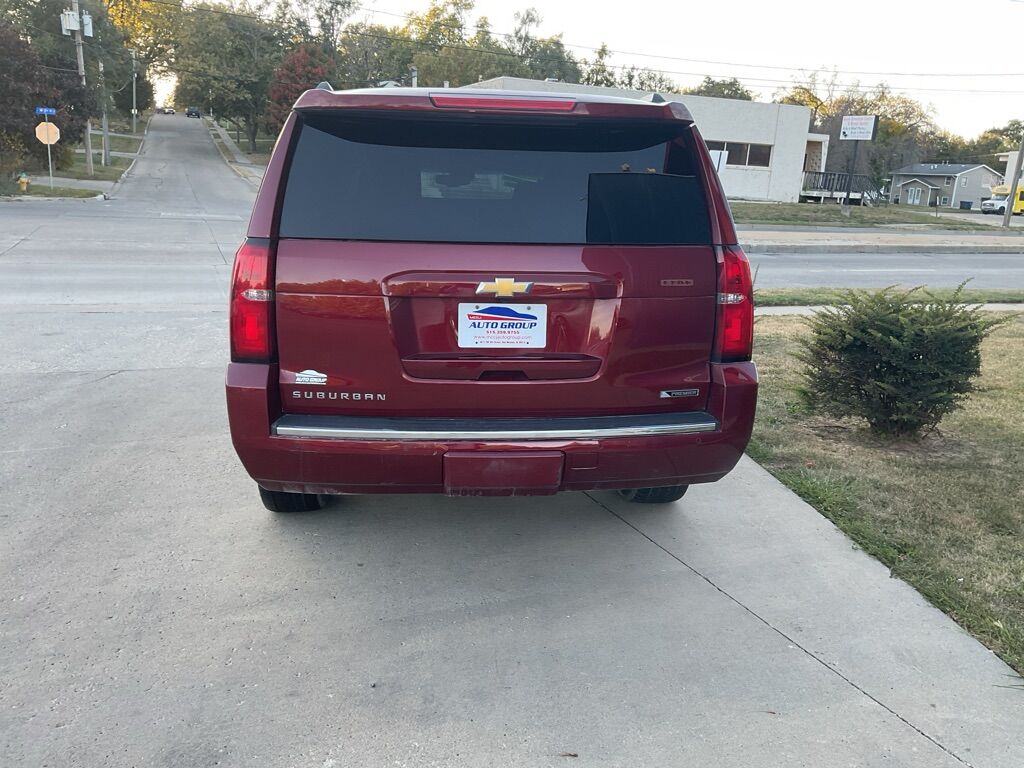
[{"x1": 279, "y1": 112, "x2": 710, "y2": 245}]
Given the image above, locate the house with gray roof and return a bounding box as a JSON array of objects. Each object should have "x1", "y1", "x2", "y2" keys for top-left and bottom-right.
[{"x1": 889, "y1": 163, "x2": 1002, "y2": 209}]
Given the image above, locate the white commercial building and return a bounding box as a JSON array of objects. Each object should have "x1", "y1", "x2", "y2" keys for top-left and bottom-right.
[{"x1": 468, "y1": 77, "x2": 827, "y2": 203}]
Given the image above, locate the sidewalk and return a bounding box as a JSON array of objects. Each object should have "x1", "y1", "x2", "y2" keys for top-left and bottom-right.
[
  {"x1": 757, "y1": 303, "x2": 1021, "y2": 315},
  {"x1": 206, "y1": 119, "x2": 266, "y2": 188},
  {"x1": 26, "y1": 176, "x2": 115, "y2": 194},
  {"x1": 741, "y1": 227, "x2": 1024, "y2": 254}
]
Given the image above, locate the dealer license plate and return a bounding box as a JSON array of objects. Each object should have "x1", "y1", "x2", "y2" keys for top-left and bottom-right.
[{"x1": 457, "y1": 303, "x2": 547, "y2": 348}]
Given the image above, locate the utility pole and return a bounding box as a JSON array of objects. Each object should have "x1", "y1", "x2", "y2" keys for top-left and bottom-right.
[
  {"x1": 1002, "y1": 132, "x2": 1024, "y2": 229},
  {"x1": 98, "y1": 59, "x2": 110, "y2": 166},
  {"x1": 69, "y1": 0, "x2": 93, "y2": 176},
  {"x1": 130, "y1": 49, "x2": 137, "y2": 135}
]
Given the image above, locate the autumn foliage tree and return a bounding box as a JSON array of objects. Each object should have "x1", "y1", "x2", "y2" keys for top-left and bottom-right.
[{"x1": 265, "y1": 45, "x2": 333, "y2": 134}]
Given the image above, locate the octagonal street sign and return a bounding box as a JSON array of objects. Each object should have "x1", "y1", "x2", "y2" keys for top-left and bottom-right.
[{"x1": 35, "y1": 122, "x2": 60, "y2": 145}]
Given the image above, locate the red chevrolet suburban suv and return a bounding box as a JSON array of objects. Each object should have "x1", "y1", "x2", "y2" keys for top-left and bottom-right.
[{"x1": 226, "y1": 87, "x2": 757, "y2": 512}]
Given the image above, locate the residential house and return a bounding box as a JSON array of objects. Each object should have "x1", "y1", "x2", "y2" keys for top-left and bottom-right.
[{"x1": 889, "y1": 163, "x2": 1003, "y2": 209}]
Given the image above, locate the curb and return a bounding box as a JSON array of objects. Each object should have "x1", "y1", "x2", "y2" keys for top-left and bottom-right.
[
  {"x1": 743, "y1": 243, "x2": 1024, "y2": 255},
  {"x1": 756, "y1": 303, "x2": 1023, "y2": 316},
  {"x1": 106, "y1": 113, "x2": 152, "y2": 199},
  {"x1": 0, "y1": 193, "x2": 105, "y2": 202}
]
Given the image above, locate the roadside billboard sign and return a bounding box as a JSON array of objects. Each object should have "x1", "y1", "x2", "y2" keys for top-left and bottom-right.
[{"x1": 840, "y1": 115, "x2": 878, "y2": 141}]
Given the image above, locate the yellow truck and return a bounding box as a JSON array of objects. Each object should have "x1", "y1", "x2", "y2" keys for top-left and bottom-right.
[{"x1": 981, "y1": 184, "x2": 1024, "y2": 215}]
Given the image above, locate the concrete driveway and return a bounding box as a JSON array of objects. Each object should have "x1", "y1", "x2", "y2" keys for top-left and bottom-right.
[{"x1": 1, "y1": 113, "x2": 1022, "y2": 768}]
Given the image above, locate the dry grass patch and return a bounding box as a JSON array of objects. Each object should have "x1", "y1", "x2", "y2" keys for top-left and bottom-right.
[
  {"x1": 757, "y1": 287, "x2": 1024, "y2": 307},
  {"x1": 732, "y1": 201, "x2": 1005, "y2": 231},
  {"x1": 750, "y1": 314, "x2": 1024, "y2": 672}
]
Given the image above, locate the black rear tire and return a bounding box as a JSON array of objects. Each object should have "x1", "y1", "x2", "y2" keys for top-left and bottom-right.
[
  {"x1": 618, "y1": 485, "x2": 689, "y2": 504},
  {"x1": 258, "y1": 486, "x2": 328, "y2": 513}
]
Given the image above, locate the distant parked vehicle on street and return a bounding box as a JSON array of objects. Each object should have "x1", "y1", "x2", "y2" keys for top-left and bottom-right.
[
  {"x1": 226, "y1": 87, "x2": 757, "y2": 512},
  {"x1": 163, "y1": 107, "x2": 175, "y2": 114},
  {"x1": 185, "y1": 106, "x2": 200, "y2": 118},
  {"x1": 981, "y1": 184, "x2": 1024, "y2": 215}
]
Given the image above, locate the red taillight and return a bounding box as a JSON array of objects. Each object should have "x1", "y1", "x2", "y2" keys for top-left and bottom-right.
[
  {"x1": 230, "y1": 238, "x2": 275, "y2": 363},
  {"x1": 713, "y1": 246, "x2": 754, "y2": 362},
  {"x1": 429, "y1": 93, "x2": 577, "y2": 111}
]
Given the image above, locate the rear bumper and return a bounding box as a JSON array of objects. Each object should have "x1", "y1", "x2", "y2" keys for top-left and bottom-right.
[{"x1": 226, "y1": 362, "x2": 757, "y2": 495}]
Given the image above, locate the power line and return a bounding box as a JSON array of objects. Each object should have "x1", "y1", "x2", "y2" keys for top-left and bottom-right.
[
  {"x1": 135, "y1": 0, "x2": 1024, "y2": 97},
  {"x1": 355, "y1": 4, "x2": 1024, "y2": 79}
]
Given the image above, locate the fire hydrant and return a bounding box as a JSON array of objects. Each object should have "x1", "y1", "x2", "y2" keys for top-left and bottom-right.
[{"x1": 17, "y1": 172, "x2": 30, "y2": 193}]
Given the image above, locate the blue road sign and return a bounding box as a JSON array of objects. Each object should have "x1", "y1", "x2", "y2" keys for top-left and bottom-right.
[{"x1": 35, "y1": 107, "x2": 57, "y2": 116}]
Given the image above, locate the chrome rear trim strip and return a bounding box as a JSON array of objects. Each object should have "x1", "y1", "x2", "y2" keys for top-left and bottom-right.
[{"x1": 273, "y1": 413, "x2": 718, "y2": 441}]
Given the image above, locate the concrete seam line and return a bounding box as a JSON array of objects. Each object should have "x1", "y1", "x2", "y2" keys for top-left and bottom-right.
[{"x1": 581, "y1": 490, "x2": 977, "y2": 768}]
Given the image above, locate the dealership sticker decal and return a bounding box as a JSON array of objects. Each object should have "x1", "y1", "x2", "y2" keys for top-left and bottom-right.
[
  {"x1": 295, "y1": 369, "x2": 328, "y2": 385},
  {"x1": 457, "y1": 303, "x2": 547, "y2": 348}
]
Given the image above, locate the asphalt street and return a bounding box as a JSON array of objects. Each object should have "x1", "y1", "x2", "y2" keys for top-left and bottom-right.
[
  {"x1": 2, "y1": 114, "x2": 1023, "y2": 767},
  {"x1": 749, "y1": 251, "x2": 1024, "y2": 289}
]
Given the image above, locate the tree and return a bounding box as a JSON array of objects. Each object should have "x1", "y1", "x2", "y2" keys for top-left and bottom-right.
[
  {"x1": 619, "y1": 66, "x2": 676, "y2": 93},
  {"x1": 106, "y1": 0, "x2": 180, "y2": 72},
  {"x1": 776, "y1": 72, "x2": 937, "y2": 188},
  {"x1": 411, "y1": 16, "x2": 512, "y2": 87},
  {"x1": 336, "y1": 22, "x2": 416, "y2": 86},
  {"x1": 2, "y1": 0, "x2": 129, "y2": 127},
  {"x1": 172, "y1": 2, "x2": 284, "y2": 151},
  {"x1": 683, "y1": 76, "x2": 752, "y2": 100},
  {"x1": 0, "y1": 23, "x2": 42, "y2": 179},
  {"x1": 508, "y1": 9, "x2": 580, "y2": 83},
  {"x1": 265, "y1": 44, "x2": 331, "y2": 133},
  {"x1": 0, "y1": 20, "x2": 95, "y2": 173},
  {"x1": 580, "y1": 43, "x2": 617, "y2": 87},
  {"x1": 403, "y1": 0, "x2": 474, "y2": 48},
  {"x1": 275, "y1": 0, "x2": 355, "y2": 54},
  {"x1": 112, "y1": 72, "x2": 154, "y2": 114}
]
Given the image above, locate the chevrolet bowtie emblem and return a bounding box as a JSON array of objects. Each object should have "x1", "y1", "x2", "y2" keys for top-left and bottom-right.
[{"x1": 475, "y1": 277, "x2": 533, "y2": 297}]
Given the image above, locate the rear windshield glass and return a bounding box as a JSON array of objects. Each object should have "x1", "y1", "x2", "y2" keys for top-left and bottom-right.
[{"x1": 278, "y1": 112, "x2": 710, "y2": 245}]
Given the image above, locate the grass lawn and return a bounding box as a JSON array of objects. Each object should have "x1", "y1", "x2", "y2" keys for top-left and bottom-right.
[
  {"x1": 750, "y1": 314, "x2": 1024, "y2": 673},
  {"x1": 757, "y1": 287, "x2": 1024, "y2": 307},
  {"x1": 91, "y1": 134, "x2": 142, "y2": 154},
  {"x1": 0, "y1": 183, "x2": 98, "y2": 199},
  {"x1": 59, "y1": 155, "x2": 131, "y2": 181},
  {"x1": 244, "y1": 151, "x2": 271, "y2": 166},
  {"x1": 732, "y1": 201, "x2": 1000, "y2": 231}
]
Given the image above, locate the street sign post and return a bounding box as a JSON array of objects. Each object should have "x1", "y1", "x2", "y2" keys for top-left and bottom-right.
[
  {"x1": 34, "y1": 111, "x2": 60, "y2": 191},
  {"x1": 839, "y1": 115, "x2": 878, "y2": 206}
]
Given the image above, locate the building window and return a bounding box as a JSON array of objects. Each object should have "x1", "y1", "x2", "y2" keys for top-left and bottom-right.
[
  {"x1": 944, "y1": 176, "x2": 953, "y2": 186},
  {"x1": 704, "y1": 141, "x2": 773, "y2": 167},
  {"x1": 747, "y1": 144, "x2": 772, "y2": 167},
  {"x1": 726, "y1": 142, "x2": 750, "y2": 166},
  {"x1": 940, "y1": 196, "x2": 949, "y2": 206},
  {"x1": 961, "y1": 177, "x2": 968, "y2": 187}
]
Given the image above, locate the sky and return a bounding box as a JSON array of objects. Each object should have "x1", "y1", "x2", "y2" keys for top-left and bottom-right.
[{"x1": 348, "y1": 0, "x2": 1024, "y2": 138}]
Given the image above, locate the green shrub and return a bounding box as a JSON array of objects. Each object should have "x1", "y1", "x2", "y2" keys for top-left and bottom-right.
[{"x1": 796, "y1": 285, "x2": 1008, "y2": 437}]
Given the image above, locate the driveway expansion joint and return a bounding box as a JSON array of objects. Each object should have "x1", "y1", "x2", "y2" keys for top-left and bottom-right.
[{"x1": 582, "y1": 490, "x2": 978, "y2": 768}]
